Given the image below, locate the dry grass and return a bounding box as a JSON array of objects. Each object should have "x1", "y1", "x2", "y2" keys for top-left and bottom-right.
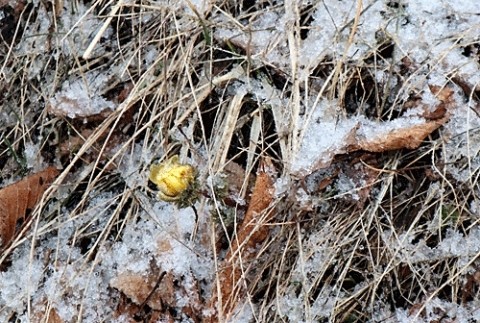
[{"x1": 1, "y1": 0, "x2": 480, "y2": 322}]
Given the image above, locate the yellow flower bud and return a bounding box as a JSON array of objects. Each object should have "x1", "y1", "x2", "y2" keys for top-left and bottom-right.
[{"x1": 149, "y1": 155, "x2": 196, "y2": 202}]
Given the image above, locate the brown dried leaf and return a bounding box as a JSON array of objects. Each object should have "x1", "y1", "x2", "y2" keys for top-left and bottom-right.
[
  {"x1": 117, "y1": 82, "x2": 134, "y2": 104},
  {"x1": 302, "y1": 165, "x2": 340, "y2": 194},
  {"x1": 423, "y1": 104, "x2": 447, "y2": 120},
  {"x1": 208, "y1": 157, "x2": 276, "y2": 322},
  {"x1": 157, "y1": 236, "x2": 173, "y2": 254},
  {"x1": 58, "y1": 129, "x2": 94, "y2": 159},
  {"x1": 460, "y1": 267, "x2": 480, "y2": 304},
  {"x1": 353, "y1": 119, "x2": 444, "y2": 152},
  {"x1": 32, "y1": 307, "x2": 64, "y2": 323},
  {"x1": 350, "y1": 86, "x2": 454, "y2": 153},
  {"x1": 111, "y1": 270, "x2": 202, "y2": 322},
  {"x1": 422, "y1": 85, "x2": 454, "y2": 120},
  {"x1": 0, "y1": 166, "x2": 59, "y2": 247},
  {"x1": 110, "y1": 271, "x2": 175, "y2": 311},
  {"x1": 428, "y1": 84, "x2": 454, "y2": 102},
  {"x1": 408, "y1": 302, "x2": 426, "y2": 318}
]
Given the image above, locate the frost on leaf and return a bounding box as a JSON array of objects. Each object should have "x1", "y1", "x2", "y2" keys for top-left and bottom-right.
[
  {"x1": 351, "y1": 117, "x2": 445, "y2": 152},
  {"x1": 293, "y1": 86, "x2": 454, "y2": 175},
  {"x1": 352, "y1": 86, "x2": 453, "y2": 152}
]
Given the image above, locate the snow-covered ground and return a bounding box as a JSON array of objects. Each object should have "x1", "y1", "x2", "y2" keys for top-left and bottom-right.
[{"x1": 1, "y1": 0, "x2": 480, "y2": 322}]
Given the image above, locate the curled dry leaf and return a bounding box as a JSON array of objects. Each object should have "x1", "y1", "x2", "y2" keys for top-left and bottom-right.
[
  {"x1": 351, "y1": 119, "x2": 445, "y2": 152},
  {"x1": 0, "y1": 166, "x2": 59, "y2": 247},
  {"x1": 299, "y1": 116, "x2": 446, "y2": 177},
  {"x1": 352, "y1": 86, "x2": 453, "y2": 153},
  {"x1": 208, "y1": 157, "x2": 276, "y2": 322},
  {"x1": 353, "y1": 87, "x2": 453, "y2": 153},
  {"x1": 298, "y1": 86, "x2": 455, "y2": 176}
]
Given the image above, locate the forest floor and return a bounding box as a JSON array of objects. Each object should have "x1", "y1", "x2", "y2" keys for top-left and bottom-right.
[{"x1": 1, "y1": 0, "x2": 480, "y2": 322}]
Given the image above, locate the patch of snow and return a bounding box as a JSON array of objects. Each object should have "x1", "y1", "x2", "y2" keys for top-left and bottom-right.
[
  {"x1": 228, "y1": 302, "x2": 255, "y2": 323},
  {"x1": 48, "y1": 72, "x2": 116, "y2": 118},
  {"x1": 442, "y1": 96, "x2": 480, "y2": 183},
  {"x1": 334, "y1": 172, "x2": 360, "y2": 201},
  {"x1": 24, "y1": 141, "x2": 45, "y2": 171},
  {"x1": 391, "y1": 297, "x2": 480, "y2": 323},
  {"x1": 382, "y1": 227, "x2": 480, "y2": 267},
  {"x1": 277, "y1": 285, "x2": 340, "y2": 322},
  {"x1": 117, "y1": 143, "x2": 154, "y2": 190},
  {"x1": 0, "y1": 245, "x2": 43, "y2": 315},
  {"x1": 12, "y1": 2, "x2": 113, "y2": 81},
  {"x1": 292, "y1": 99, "x2": 359, "y2": 174}
]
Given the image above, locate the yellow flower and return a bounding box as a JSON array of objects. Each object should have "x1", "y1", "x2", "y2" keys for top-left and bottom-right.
[{"x1": 149, "y1": 155, "x2": 196, "y2": 202}]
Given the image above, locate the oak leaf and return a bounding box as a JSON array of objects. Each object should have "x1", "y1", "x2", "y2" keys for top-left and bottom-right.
[{"x1": 0, "y1": 166, "x2": 58, "y2": 247}]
